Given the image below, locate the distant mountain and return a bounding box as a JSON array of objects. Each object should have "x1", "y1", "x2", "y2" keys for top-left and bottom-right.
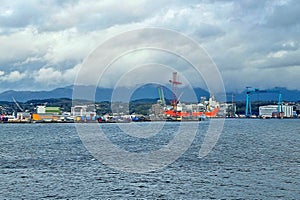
[
  {"x1": 0, "y1": 87, "x2": 73, "y2": 102},
  {"x1": 125, "y1": 84, "x2": 209, "y2": 102},
  {"x1": 227, "y1": 87, "x2": 300, "y2": 102},
  {"x1": 0, "y1": 85, "x2": 298, "y2": 103},
  {"x1": 0, "y1": 84, "x2": 210, "y2": 102}
]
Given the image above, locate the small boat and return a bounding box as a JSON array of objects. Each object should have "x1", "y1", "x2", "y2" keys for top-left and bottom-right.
[{"x1": 199, "y1": 115, "x2": 208, "y2": 121}]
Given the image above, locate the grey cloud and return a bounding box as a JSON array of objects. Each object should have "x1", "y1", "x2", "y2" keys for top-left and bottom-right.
[
  {"x1": 266, "y1": 0, "x2": 300, "y2": 28},
  {"x1": 193, "y1": 23, "x2": 225, "y2": 38},
  {"x1": 0, "y1": 0, "x2": 299, "y2": 92},
  {"x1": 36, "y1": 0, "x2": 175, "y2": 32},
  {"x1": 0, "y1": 1, "x2": 54, "y2": 28},
  {"x1": 260, "y1": 51, "x2": 300, "y2": 69}
]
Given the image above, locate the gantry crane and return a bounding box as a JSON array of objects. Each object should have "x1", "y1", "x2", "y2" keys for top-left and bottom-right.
[{"x1": 245, "y1": 87, "x2": 282, "y2": 117}]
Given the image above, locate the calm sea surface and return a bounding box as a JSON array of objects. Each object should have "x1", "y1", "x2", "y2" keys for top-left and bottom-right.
[{"x1": 1, "y1": 119, "x2": 299, "y2": 199}]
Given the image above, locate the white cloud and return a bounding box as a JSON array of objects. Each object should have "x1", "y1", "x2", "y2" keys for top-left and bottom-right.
[
  {"x1": 33, "y1": 64, "x2": 81, "y2": 86},
  {"x1": 268, "y1": 50, "x2": 288, "y2": 58},
  {"x1": 0, "y1": 70, "x2": 27, "y2": 82},
  {"x1": 34, "y1": 67, "x2": 62, "y2": 84}
]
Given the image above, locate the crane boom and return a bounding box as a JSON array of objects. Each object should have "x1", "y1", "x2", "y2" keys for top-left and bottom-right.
[
  {"x1": 157, "y1": 85, "x2": 166, "y2": 107},
  {"x1": 12, "y1": 96, "x2": 24, "y2": 112}
]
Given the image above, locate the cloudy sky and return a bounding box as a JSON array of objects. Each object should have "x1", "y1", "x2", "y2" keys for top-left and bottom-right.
[{"x1": 0, "y1": 0, "x2": 299, "y2": 93}]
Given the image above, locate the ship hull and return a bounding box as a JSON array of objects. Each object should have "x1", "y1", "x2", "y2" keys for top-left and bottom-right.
[{"x1": 164, "y1": 107, "x2": 220, "y2": 118}]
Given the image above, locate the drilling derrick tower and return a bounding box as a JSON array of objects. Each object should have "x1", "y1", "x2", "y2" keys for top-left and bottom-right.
[{"x1": 169, "y1": 72, "x2": 182, "y2": 110}]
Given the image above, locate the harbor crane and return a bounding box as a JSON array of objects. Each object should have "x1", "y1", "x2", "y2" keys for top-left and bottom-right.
[
  {"x1": 245, "y1": 87, "x2": 282, "y2": 117},
  {"x1": 157, "y1": 85, "x2": 166, "y2": 107},
  {"x1": 12, "y1": 96, "x2": 24, "y2": 112}
]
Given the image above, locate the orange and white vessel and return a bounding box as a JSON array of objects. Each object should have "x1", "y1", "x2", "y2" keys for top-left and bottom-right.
[{"x1": 164, "y1": 96, "x2": 220, "y2": 121}]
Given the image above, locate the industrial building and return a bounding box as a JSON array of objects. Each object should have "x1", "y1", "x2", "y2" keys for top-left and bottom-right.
[
  {"x1": 32, "y1": 106, "x2": 61, "y2": 122},
  {"x1": 259, "y1": 105, "x2": 293, "y2": 118},
  {"x1": 71, "y1": 105, "x2": 97, "y2": 121}
]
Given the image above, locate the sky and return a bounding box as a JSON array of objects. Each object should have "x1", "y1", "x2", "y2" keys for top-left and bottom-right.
[{"x1": 0, "y1": 0, "x2": 299, "y2": 93}]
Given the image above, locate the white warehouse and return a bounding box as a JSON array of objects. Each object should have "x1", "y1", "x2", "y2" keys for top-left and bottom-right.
[{"x1": 259, "y1": 105, "x2": 293, "y2": 118}]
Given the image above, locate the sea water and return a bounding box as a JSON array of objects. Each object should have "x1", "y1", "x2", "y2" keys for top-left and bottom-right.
[{"x1": 0, "y1": 119, "x2": 299, "y2": 199}]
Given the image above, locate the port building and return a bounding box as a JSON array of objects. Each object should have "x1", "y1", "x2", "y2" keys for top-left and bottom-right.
[
  {"x1": 71, "y1": 105, "x2": 96, "y2": 121},
  {"x1": 32, "y1": 106, "x2": 61, "y2": 122},
  {"x1": 259, "y1": 105, "x2": 293, "y2": 118}
]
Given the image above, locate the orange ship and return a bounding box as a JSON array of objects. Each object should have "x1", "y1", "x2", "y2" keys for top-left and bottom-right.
[
  {"x1": 161, "y1": 72, "x2": 220, "y2": 120},
  {"x1": 164, "y1": 107, "x2": 220, "y2": 118},
  {"x1": 163, "y1": 95, "x2": 220, "y2": 120}
]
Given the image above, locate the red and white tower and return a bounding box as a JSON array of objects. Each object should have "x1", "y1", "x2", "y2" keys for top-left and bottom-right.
[{"x1": 169, "y1": 72, "x2": 182, "y2": 109}]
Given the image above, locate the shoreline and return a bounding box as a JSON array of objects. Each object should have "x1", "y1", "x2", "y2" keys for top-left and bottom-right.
[{"x1": 1, "y1": 117, "x2": 299, "y2": 124}]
